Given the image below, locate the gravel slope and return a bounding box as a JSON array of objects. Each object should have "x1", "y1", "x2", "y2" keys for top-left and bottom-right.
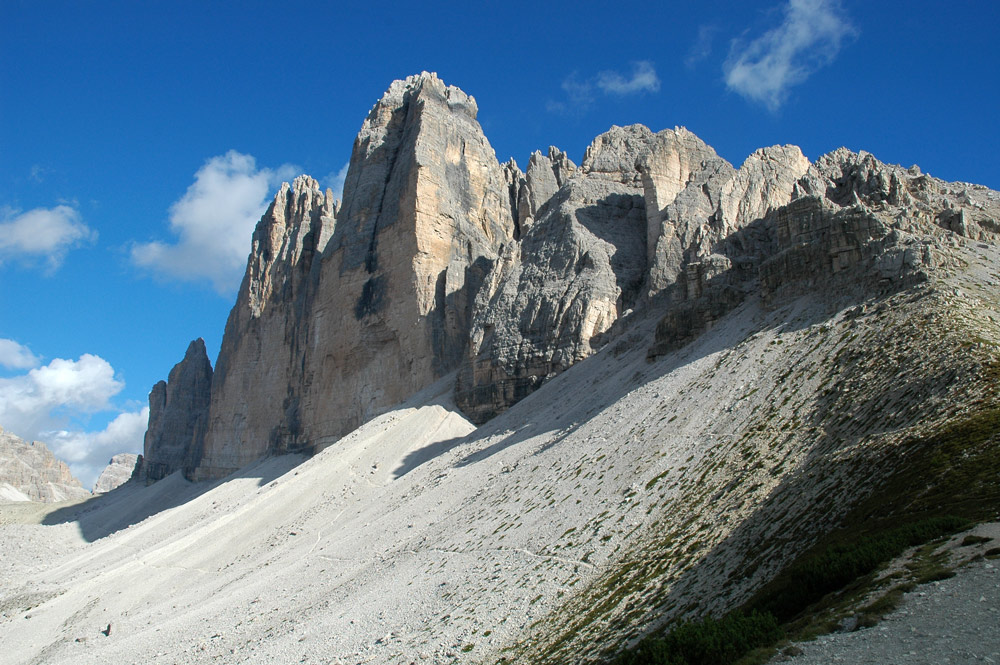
[{"x1": 784, "y1": 559, "x2": 1000, "y2": 665}]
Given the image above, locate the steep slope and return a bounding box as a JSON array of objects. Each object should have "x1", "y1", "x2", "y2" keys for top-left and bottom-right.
[
  {"x1": 0, "y1": 428, "x2": 90, "y2": 503},
  {"x1": 2, "y1": 230, "x2": 998, "y2": 664}
]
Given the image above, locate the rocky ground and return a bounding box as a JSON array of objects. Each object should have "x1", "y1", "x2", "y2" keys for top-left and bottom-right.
[{"x1": 781, "y1": 557, "x2": 1000, "y2": 665}]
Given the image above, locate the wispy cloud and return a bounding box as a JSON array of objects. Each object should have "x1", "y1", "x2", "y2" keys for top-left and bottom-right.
[
  {"x1": 596, "y1": 61, "x2": 661, "y2": 95},
  {"x1": 0, "y1": 204, "x2": 96, "y2": 271},
  {"x1": 131, "y1": 150, "x2": 298, "y2": 294},
  {"x1": 0, "y1": 339, "x2": 40, "y2": 370},
  {"x1": 324, "y1": 162, "x2": 350, "y2": 201},
  {"x1": 548, "y1": 61, "x2": 661, "y2": 113},
  {"x1": 724, "y1": 0, "x2": 856, "y2": 111},
  {"x1": 686, "y1": 25, "x2": 718, "y2": 69},
  {"x1": 0, "y1": 351, "x2": 145, "y2": 487}
]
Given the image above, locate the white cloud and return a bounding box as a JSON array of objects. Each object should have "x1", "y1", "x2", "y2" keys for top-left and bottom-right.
[
  {"x1": 47, "y1": 407, "x2": 148, "y2": 489},
  {"x1": 0, "y1": 339, "x2": 40, "y2": 370},
  {"x1": 596, "y1": 61, "x2": 661, "y2": 95},
  {"x1": 0, "y1": 204, "x2": 96, "y2": 271},
  {"x1": 324, "y1": 162, "x2": 350, "y2": 201},
  {"x1": 0, "y1": 354, "x2": 124, "y2": 437},
  {"x1": 724, "y1": 0, "x2": 855, "y2": 111},
  {"x1": 0, "y1": 352, "x2": 142, "y2": 489},
  {"x1": 549, "y1": 61, "x2": 661, "y2": 113},
  {"x1": 686, "y1": 25, "x2": 718, "y2": 69},
  {"x1": 131, "y1": 150, "x2": 298, "y2": 294}
]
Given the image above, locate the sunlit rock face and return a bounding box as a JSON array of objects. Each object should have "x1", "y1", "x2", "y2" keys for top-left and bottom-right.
[
  {"x1": 193, "y1": 73, "x2": 515, "y2": 478},
  {"x1": 137, "y1": 73, "x2": 1000, "y2": 480}
]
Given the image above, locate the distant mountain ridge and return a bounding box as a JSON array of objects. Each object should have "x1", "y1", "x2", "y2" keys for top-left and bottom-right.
[{"x1": 0, "y1": 426, "x2": 90, "y2": 503}]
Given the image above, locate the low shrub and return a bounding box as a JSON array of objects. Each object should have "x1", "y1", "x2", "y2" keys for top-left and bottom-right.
[{"x1": 612, "y1": 611, "x2": 782, "y2": 665}]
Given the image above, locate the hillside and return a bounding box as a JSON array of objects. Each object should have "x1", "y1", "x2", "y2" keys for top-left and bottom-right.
[{"x1": 1, "y1": 73, "x2": 999, "y2": 664}]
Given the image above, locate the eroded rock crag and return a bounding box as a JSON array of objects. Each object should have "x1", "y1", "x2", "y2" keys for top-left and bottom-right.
[{"x1": 139, "y1": 338, "x2": 213, "y2": 481}]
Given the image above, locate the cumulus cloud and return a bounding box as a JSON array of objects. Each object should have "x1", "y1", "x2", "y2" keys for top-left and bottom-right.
[
  {"x1": 47, "y1": 407, "x2": 149, "y2": 488},
  {"x1": 0, "y1": 354, "x2": 124, "y2": 436},
  {"x1": 0, "y1": 352, "x2": 143, "y2": 489},
  {"x1": 724, "y1": 0, "x2": 856, "y2": 111},
  {"x1": 548, "y1": 61, "x2": 660, "y2": 113},
  {"x1": 131, "y1": 150, "x2": 298, "y2": 294},
  {"x1": 324, "y1": 162, "x2": 350, "y2": 201},
  {"x1": 0, "y1": 204, "x2": 96, "y2": 271},
  {"x1": 0, "y1": 339, "x2": 40, "y2": 370}
]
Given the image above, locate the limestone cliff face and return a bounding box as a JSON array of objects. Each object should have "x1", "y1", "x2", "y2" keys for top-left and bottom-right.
[
  {"x1": 300, "y1": 72, "x2": 515, "y2": 440},
  {"x1": 141, "y1": 74, "x2": 1000, "y2": 480},
  {"x1": 140, "y1": 338, "x2": 213, "y2": 480},
  {"x1": 93, "y1": 453, "x2": 138, "y2": 494},
  {"x1": 0, "y1": 427, "x2": 90, "y2": 502},
  {"x1": 195, "y1": 177, "x2": 335, "y2": 478},
  {"x1": 455, "y1": 126, "x2": 651, "y2": 423},
  {"x1": 640, "y1": 129, "x2": 810, "y2": 294},
  {"x1": 193, "y1": 72, "x2": 515, "y2": 478}
]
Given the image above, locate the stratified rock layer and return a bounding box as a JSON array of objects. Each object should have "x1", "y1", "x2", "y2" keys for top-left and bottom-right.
[
  {"x1": 92, "y1": 453, "x2": 139, "y2": 494},
  {"x1": 0, "y1": 427, "x2": 90, "y2": 502}
]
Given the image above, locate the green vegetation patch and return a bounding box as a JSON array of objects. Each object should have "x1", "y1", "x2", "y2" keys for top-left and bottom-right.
[
  {"x1": 750, "y1": 515, "x2": 967, "y2": 622},
  {"x1": 611, "y1": 611, "x2": 782, "y2": 665},
  {"x1": 602, "y1": 401, "x2": 1000, "y2": 665}
]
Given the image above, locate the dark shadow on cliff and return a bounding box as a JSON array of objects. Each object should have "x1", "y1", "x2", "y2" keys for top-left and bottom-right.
[
  {"x1": 41, "y1": 454, "x2": 300, "y2": 542},
  {"x1": 452, "y1": 197, "x2": 933, "y2": 472}
]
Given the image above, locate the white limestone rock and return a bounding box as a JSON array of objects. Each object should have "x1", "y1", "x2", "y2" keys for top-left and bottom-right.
[{"x1": 195, "y1": 72, "x2": 515, "y2": 478}]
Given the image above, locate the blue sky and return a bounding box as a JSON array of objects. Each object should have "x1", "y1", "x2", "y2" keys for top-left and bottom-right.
[{"x1": 1, "y1": 0, "x2": 998, "y2": 486}]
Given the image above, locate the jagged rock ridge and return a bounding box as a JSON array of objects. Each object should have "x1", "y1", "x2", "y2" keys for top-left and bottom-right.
[{"x1": 140, "y1": 73, "x2": 1000, "y2": 481}]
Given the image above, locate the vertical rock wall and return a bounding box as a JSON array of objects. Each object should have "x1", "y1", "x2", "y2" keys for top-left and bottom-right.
[{"x1": 140, "y1": 338, "x2": 213, "y2": 480}]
